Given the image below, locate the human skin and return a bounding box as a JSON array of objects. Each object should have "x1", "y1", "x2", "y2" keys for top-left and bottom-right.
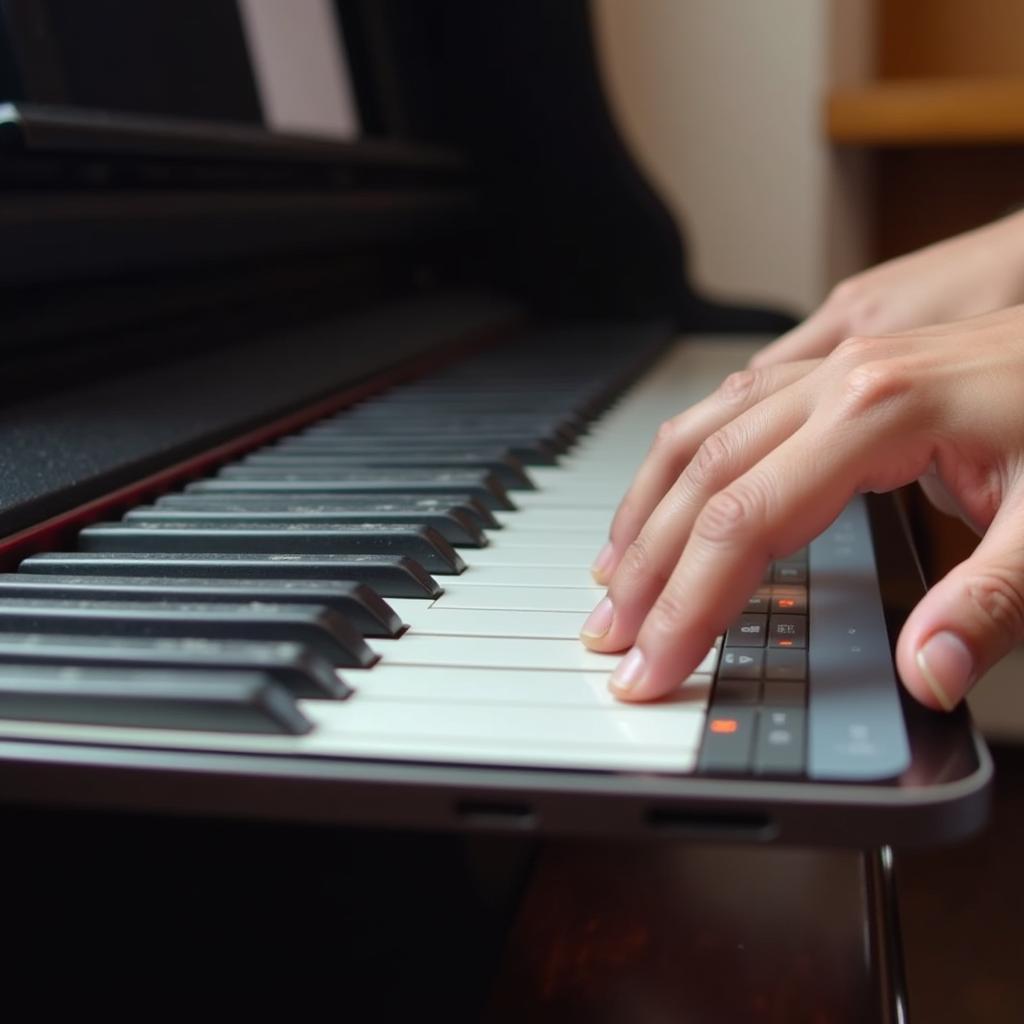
[
  {"x1": 749, "y1": 208, "x2": 1024, "y2": 368},
  {"x1": 592, "y1": 212, "x2": 1024, "y2": 599},
  {"x1": 580, "y1": 305, "x2": 1024, "y2": 712}
]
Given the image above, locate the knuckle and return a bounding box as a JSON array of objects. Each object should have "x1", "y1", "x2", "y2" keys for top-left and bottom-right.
[
  {"x1": 837, "y1": 361, "x2": 911, "y2": 417},
  {"x1": 965, "y1": 572, "x2": 1024, "y2": 642},
  {"x1": 828, "y1": 277, "x2": 860, "y2": 304},
  {"x1": 647, "y1": 582, "x2": 690, "y2": 636},
  {"x1": 833, "y1": 334, "x2": 881, "y2": 364},
  {"x1": 827, "y1": 278, "x2": 881, "y2": 327},
  {"x1": 620, "y1": 534, "x2": 653, "y2": 580},
  {"x1": 652, "y1": 417, "x2": 679, "y2": 451},
  {"x1": 693, "y1": 485, "x2": 761, "y2": 547},
  {"x1": 717, "y1": 369, "x2": 758, "y2": 406},
  {"x1": 687, "y1": 431, "x2": 732, "y2": 491},
  {"x1": 823, "y1": 276, "x2": 856, "y2": 303}
]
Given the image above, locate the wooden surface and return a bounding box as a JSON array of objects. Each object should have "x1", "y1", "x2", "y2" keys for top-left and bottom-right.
[
  {"x1": 873, "y1": 146, "x2": 1024, "y2": 262},
  {"x1": 488, "y1": 841, "x2": 889, "y2": 1023},
  {"x1": 828, "y1": 78, "x2": 1024, "y2": 145},
  {"x1": 897, "y1": 744, "x2": 1024, "y2": 1023},
  {"x1": 486, "y1": 747, "x2": 1024, "y2": 1023},
  {"x1": 879, "y1": 0, "x2": 1024, "y2": 79}
]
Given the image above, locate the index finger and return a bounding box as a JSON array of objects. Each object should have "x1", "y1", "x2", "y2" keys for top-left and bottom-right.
[
  {"x1": 593, "y1": 359, "x2": 816, "y2": 583},
  {"x1": 609, "y1": 408, "x2": 930, "y2": 701}
]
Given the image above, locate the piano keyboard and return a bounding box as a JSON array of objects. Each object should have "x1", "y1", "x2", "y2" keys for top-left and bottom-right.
[{"x1": 0, "y1": 337, "x2": 748, "y2": 773}]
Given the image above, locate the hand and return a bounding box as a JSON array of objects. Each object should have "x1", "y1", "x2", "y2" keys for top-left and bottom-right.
[
  {"x1": 750, "y1": 210, "x2": 1024, "y2": 368},
  {"x1": 582, "y1": 305, "x2": 1024, "y2": 712}
]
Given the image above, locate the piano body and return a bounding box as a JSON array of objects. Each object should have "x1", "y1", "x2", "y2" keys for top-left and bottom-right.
[
  {"x1": 0, "y1": 3, "x2": 956, "y2": 1017},
  {"x1": 0, "y1": 0, "x2": 798, "y2": 782}
]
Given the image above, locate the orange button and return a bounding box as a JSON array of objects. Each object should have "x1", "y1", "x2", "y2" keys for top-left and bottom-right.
[{"x1": 710, "y1": 718, "x2": 739, "y2": 734}]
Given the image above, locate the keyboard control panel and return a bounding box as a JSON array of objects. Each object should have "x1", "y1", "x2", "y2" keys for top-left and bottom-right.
[{"x1": 699, "y1": 499, "x2": 911, "y2": 782}]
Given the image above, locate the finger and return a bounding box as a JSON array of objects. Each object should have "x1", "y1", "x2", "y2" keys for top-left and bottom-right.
[
  {"x1": 917, "y1": 473, "x2": 985, "y2": 535},
  {"x1": 896, "y1": 486, "x2": 1024, "y2": 710},
  {"x1": 917, "y1": 472, "x2": 963, "y2": 518},
  {"x1": 748, "y1": 307, "x2": 848, "y2": 369},
  {"x1": 897, "y1": 302, "x2": 1024, "y2": 339},
  {"x1": 591, "y1": 359, "x2": 817, "y2": 584},
  {"x1": 582, "y1": 376, "x2": 809, "y2": 652},
  {"x1": 609, "y1": 404, "x2": 930, "y2": 702}
]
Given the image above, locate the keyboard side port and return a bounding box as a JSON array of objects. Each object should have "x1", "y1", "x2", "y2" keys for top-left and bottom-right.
[
  {"x1": 455, "y1": 800, "x2": 537, "y2": 831},
  {"x1": 645, "y1": 807, "x2": 777, "y2": 840}
]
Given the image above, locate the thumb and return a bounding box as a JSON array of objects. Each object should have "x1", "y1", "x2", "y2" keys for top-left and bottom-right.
[{"x1": 897, "y1": 491, "x2": 1024, "y2": 711}]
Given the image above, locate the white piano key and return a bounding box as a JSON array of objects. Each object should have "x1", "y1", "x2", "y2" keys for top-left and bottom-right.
[
  {"x1": 347, "y1": 663, "x2": 711, "y2": 707},
  {"x1": 511, "y1": 492, "x2": 619, "y2": 511},
  {"x1": 307, "y1": 696, "x2": 705, "y2": 752},
  {"x1": 516, "y1": 483, "x2": 619, "y2": 501},
  {"x1": 0, "y1": 707, "x2": 701, "y2": 772},
  {"x1": 698, "y1": 644, "x2": 721, "y2": 673},
  {"x1": 371, "y1": 632, "x2": 720, "y2": 676},
  {"x1": 453, "y1": 564, "x2": 599, "y2": 587},
  {"x1": 485, "y1": 529, "x2": 607, "y2": 548},
  {"x1": 528, "y1": 466, "x2": 632, "y2": 488},
  {"x1": 386, "y1": 596, "x2": 437, "y2": 620},
  {"x1": 384, "y1": 601, "x2": 591, "y2": 640},
  {"x1": 400, "y1": 606, "x2": 590, "y2": 639},
  {"x1": 492, "y1": 509, "x2": 611, "y2": 529},
  {"x1": 300, "y1": 723, "x2": 701, "y2": 771},
  {"x1": 385, "y1": 591, "x2": 602, "y2": 623},
  {"x1": 460, "y1": 545, "x2": 595, "y2": 567},
  {"x1": 430, "y1": 583, "x2": 604, "y2": 612},
  {"x1": 373, "y1": 633, "x2": 623, "y2": 671},
  {"x1": 301, "y1": 736, "x2": 698, "y2": 772}
]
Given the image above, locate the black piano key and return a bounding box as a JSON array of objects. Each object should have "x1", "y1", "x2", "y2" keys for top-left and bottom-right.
[
  {"x1": 277, "y1": 435, "x2": 560, "y2": 464},
  {"x1": 272, "y1": 437, "x2": 522, "y2": 455},
  {"x1": 77, "y1": 522, "x2": 465, "y2": 575},
  {"x1": 236, "y1": 452, "x2": 535, "y2": 490},
  {"x1": 212, "y1": 466, "x2": 514, "y2": 506},
  {"x1": 0, "y1": 574, "x2": 403, "y2": 639},
  {"x1": 0, "y1": 634, "x2": 349, "y2": 699},
  {"x1": 325, "y1": 425, "x2": 580, "y2": 451},
  {"x1": 330, "y1": 408, "x2": 583, "y2": 432},
  {"x1": 319, "y1": 401, "x2": 581, "y2": 416},
  {"x1": 125, "y1": 504, "x2": 487, "y2": 548},
  {"x1": 368, "y1": 390, "x2": 593, "y2": 407},
  {"x1": 19, "y1": 552, "x2": 442, "y2": 598},
  {"x1": 153, "y1": 492, "x2": 501, "y2": 530},
  {"x1": 349, "y1": 386, "x2": 590, "y2": 400},
  {"x1": 305, "y1": 419, "x2": 578, "y2": 448},
  {"x1": 0, "y1": 598, "x2": 377, "y2": 668},
  {"x1": 0, "y1": 634, "x2": 348, "y2": 700},
  {"x1": 190, "y1": 472, "x2": 517, "y2": 511},
  {"x1": 0, "y1": 665, "x2": 311, "y2": 735}
]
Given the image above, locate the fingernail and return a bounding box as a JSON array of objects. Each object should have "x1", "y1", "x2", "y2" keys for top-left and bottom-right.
[
  {"x1": 591, "y1": 542, "x2": 614, "y2": 582},
  {"x1": 610, "y1": 647, "x2": 646, "y2": 693},
  {"x1": 916, "y1": 631, "x2": 973, "y2": 711},
  {"x1": 581, "y1": 596, "x2": 614, "y2": 639}
]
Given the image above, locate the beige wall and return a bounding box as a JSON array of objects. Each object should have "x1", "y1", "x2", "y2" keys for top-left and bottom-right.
[{"x1": 593, "y1": 0, "x2": 873, "y2": 317}]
